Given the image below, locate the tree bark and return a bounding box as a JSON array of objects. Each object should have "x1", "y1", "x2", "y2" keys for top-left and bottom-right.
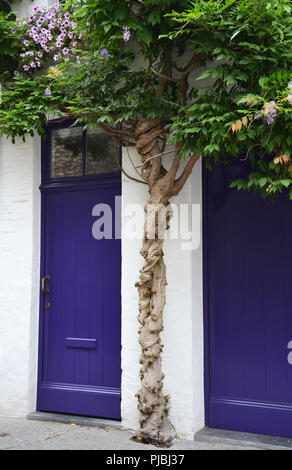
[
  {"x1": 133, "y1": 119, "x2": 176, "y2": 445},
  {"x1": 133, "y1": 118, "x2": 199, "y2": 446},
  {"x1": 135, "y1": 195, "x2": 176, "y2": 446}
]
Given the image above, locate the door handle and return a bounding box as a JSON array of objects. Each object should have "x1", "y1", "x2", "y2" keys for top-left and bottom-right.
[{"x1": 41, "y1": 275, "x2": 50, "y2": 295}]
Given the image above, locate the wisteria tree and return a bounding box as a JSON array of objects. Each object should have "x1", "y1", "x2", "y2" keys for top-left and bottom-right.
[{"x1": 0, "y1": 0, "x2": 291, "y2": 446}]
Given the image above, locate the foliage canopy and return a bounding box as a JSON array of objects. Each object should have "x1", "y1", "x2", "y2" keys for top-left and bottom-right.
[{"x1": 0, "y1": 0, "x2": 291, "y2": 197}]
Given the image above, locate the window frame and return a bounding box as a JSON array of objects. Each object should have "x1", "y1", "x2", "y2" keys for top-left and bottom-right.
[{"x1": 42, "y1": 118, "x2": 121, "y2": 185}]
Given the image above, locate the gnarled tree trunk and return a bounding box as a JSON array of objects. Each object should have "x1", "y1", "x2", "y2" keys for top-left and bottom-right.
[
  {"x1": 135, "y1": 197, "x2": 175, "y2": 445},
  {"x1": 131, "y1": 118, "x2": 199, "y2": 446}
]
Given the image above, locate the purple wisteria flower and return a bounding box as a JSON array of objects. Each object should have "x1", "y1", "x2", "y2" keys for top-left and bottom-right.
[
  {"x1": 122, "y1": 26, "x2": 130, "y2": 42},
  {"x1": 101, "y1": 48, "x2": 108, "y2": 58},
  {"x1": 17, "y1": 3, "x2": 82, "y2": 72},
  {"x1": 264, "y1": 101, "x2": 277, "y2": 124},
  {"x1": 44, "y1": 88, "x2": 51, "y2": 97},
  {"x1": 254, "y1": 101, "x2": 277, "y2": 125}
]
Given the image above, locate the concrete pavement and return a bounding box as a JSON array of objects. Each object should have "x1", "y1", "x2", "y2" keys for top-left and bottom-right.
[{"x1": 0, "y1": 416, "x2": 263, "y2": 450}]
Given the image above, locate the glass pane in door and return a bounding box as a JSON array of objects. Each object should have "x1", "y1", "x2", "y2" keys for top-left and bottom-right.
[
  {"x1": 51, "y1": 126, "x2": 83, "y2": 178},
  {"x1": 86, "y1": 128, "x2": 118, "y2": 175}
]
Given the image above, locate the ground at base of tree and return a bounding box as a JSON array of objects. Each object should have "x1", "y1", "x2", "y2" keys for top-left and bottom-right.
[{"x1": 0, "y1": 416, "x2": 263, "y2": 450}]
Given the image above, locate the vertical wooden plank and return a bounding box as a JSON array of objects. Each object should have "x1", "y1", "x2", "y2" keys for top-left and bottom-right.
[
  {"x1": 262, "y1": 196, "x2": 286, "y2": 402},
  {"x1": 88, "y1": 186, "x2": 104, "y2": 387},
  {"x1": 60, "y1": 191, "x2": 76, "y2": 384},
  {"x1": 280, "y1": 194, "x2": 292, "y2": 403},
  {"x1": 242, "y1": 191, "x2": 266, "y2": 399},
  {"x1": 223, "y1": 164, "x2": 245, "y2": 398},
  {"x1": 208, "y1": 165, "x2": 228, "y2": 397},
  {"x1": 74, "y1": 190, "x2": 90, "y2": 386},
  {"x1": 103, "y1": 184, "x2": 122, "y2": 389},
  {"x1": 43, "y1": 192, "x2": 63, "y2": 383}
]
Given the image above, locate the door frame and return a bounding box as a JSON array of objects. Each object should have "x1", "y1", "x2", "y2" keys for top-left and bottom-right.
[{"x1": 36, "y1": 119, "x2": 122, "y2": 416}]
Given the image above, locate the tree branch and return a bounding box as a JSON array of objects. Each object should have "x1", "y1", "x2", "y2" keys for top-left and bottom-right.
[
  {"x1": 152, "y1": 67, "x2": 179, "y2": 84},
  {"x1": 125, "y1": 144, "x2": 148, "y2": 181},
  {"x1": 178, "y1": 54, "x2": 202, "y2": 99},
  {"x1": 138, "y1": 149, "x2": 176, "y2": 169},
  {"x1": 181, "y1": 54, "x2": 201, "y2": 79},
  {"x1": 164, "y1": 146, "x2": 182, "y2": 186},
  {"x1": 155, "y1": 50, "x2": 176, "y2": 98},
  {"x1": 101, "y1": 122, "x2": 134, "y2": 140},
  {"x1": 148, "y1": 142, "x2": 163, "y2": 189},
  {"x1": 172, "y1": 152, "x2": 200, "y2": 195},
  {"x1": 115, "y1": 142, "x2": 147, "y2": 185}
]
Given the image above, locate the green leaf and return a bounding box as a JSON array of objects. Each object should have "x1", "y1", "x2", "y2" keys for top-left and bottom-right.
[
  {"x1": 278, "y1": 179, "x2": 291, "y2": 188},
  {"x1": 196, "y1": 70, "x2": 213, "y2": 80},
  {"x1": 230, "y1": 30, "x2": 241, "y2": 42},
  {"x1": 184, "y1": 127, "x2": 201, "y2": 133},
  {"x1": 230, "y1": 179, "x2": 242, "y2": 188},
  {"x1": 148, "y1": 11, "x2": 161, "y2": 26},
  {"x1": 136, "y1": 28, "x2": 153, "y2": 45},
  {"x1": 259, "y1": 76, "x2": 268, "y2": 88}
]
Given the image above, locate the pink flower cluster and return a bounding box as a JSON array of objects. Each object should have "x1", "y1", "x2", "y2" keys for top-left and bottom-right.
[{"x1": 16, "y1": 3, "x2": 81, "y2": 72}]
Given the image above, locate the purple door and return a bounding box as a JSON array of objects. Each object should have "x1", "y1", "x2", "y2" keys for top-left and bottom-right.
[
  {"x1": 204, "y1": 158, "x2": 292, "y2": 438},
  {"x1": 37, "y1": 121, "x2": 121, "y2": 419}
]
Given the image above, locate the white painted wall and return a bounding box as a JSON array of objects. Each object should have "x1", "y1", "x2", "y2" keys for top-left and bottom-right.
[
  {"x1": 191, "y1": 161, "x2": 205, "y2": 435},
  {"x1": 0, "y1": 0, "x2": 46, "y2": 420},
  {"x1": 121, "y1": 149, "x2": 204, "y2": 440},
  {"x1": 0, "y1": 136, "x2": 41, "y2": 417},
  {"x1": 13, "y1": 0, "x2": 53, "y2": 18}
]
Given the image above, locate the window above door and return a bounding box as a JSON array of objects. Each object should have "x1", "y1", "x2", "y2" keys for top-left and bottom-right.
[{"x1": 43, "y1": 120, "x2": 119, "y2": 183}]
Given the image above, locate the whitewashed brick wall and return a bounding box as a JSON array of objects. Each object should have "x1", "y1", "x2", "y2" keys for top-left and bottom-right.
[{"x1": 0, "y1": 136, "x2": 41, "y2": 416}]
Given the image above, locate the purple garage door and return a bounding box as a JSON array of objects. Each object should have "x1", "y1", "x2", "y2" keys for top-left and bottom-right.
[
  {"x1": 204, "y1": 158, "x2": 292, "y2": 438},
  {"x1": 37, "y1": 122, "x2": 121, "y2": 419}
]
